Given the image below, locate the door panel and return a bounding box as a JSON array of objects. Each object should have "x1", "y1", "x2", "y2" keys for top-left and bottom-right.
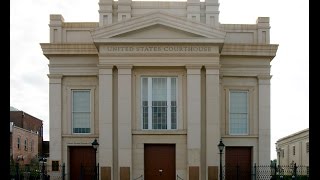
[
  {"x1": 144, "y1": 144, "x2": 175, "y2": 180},
  {"x1": 69, "y1": 146, "x2": 96, "y2": 180},
  {"x1": 225, "y1": 147, "x2": 252, "y2": 180}
]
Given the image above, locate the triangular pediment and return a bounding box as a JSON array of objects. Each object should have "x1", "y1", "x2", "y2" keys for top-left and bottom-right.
[
  {"x1": 113, "y1": 24, "x2": 204, "y2": 39},
  {"x1": 91, "y1": 11, "x2": 226, "y2": 43}
]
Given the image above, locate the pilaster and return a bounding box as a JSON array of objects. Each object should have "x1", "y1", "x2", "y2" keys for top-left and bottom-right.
[
  {"x1": 186, "y1": 64, "x2": 202, "y2": 180},
  {"x1": 205, "y1": 65, "x2": 221, "y2": 180},
  {"x1": 257, "y1": 74, "x2": 272, "y2": 165},
  {"x1": 98, "y1": 64, "x2": 114, "y2": 179},
  {"x1": 117, "y1": 64, "x2": 133, "y2": 180},
  {"x1": 47, "y1": 74, "x2": 63, "y2": 164}
]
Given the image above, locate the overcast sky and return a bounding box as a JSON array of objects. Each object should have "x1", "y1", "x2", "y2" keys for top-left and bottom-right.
[{"x1": 10, "y1": 0, "x2": 308, "y2": 160}]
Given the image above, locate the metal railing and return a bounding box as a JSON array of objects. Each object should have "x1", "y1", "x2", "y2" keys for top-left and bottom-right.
[
  {"x1": 177, "y1": 174, "x2": 184, "y2": 180},
  {"x1": 222, "y1": 163, "x2": 309, "y2": 180},
  {"x1": 133, "y1": 175, "x2": 143, "y2": 180}
]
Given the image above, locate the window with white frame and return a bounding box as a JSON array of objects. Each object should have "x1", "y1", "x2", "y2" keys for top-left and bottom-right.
[
  {"x1": 141, "y1": 77, "x2": 177, "y2": 130},
  {"x1": 72, "y1": 90, "x2": 91, "y2": 133},
  {"x1": 229, "y1": 91, "x2": 248, "y2": 135},
  {"x1": 306, "y1": 142, "x2": 309, "y2": 153}
]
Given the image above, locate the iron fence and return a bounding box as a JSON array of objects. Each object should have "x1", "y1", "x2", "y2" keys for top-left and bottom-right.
[
  {"x1": 10, "y1": 163, "x2": 65, "y2": 180},
  {"x1": 10, "y1": 163, "x2": 308, "y2": 180},
  {"x1": 222, "y1": 163, "x2": 309, "y2": 180}
]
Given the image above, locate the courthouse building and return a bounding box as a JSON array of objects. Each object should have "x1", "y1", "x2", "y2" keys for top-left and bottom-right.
[{"x1": 41, "y1": 0, "x2": 278, "y2": 179}]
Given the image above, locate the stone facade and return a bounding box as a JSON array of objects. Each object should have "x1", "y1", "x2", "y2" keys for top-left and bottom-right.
[{"x1": 41, "y1": 0, "x2": 278, "y2": 179}]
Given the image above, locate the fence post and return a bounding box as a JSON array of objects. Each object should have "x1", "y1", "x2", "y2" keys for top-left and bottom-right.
[
  {"x1": 62, "y1": 163, "x2": 65, "y2": 180},
  {"x1": 15, "y1": 163, "x2": 20, "y2": 180},
  {"x1": 97, "y1": 163, "x2": 99, "y2": 180},
  {"x1": 253, "y1": 163, "x2": 256, "y2": 180},
  {"x1": 292, "y1": 163, "x2": 297, "y2": 180},
  {"x1": 236, "y1": 164, "x2": 239, "y2": 180}
]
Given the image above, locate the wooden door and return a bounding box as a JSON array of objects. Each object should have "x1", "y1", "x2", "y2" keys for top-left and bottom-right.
[
  {"x1": 69, "y1": 146, "x2": 96, "y2": 180},
  {"x1": 225, "y1": 147, "x2": 252, "y2": 180},
  {"x1": 144, "y1": 144, "x2": 176, "y2": 180}
]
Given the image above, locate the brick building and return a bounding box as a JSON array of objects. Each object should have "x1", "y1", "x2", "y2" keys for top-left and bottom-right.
[{"x1": 10, "y1": 106, "x2": 44, "y2": 165}]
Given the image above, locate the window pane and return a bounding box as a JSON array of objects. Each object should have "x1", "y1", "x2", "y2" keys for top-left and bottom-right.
[
  {"x1": 230, "y1": 91, "x2": 248, "y2": 134},
  {"x1": 141, "y1": 77, "x2": 178, "y2": 130},
  {"x1": 72, "y1": 90, "x2": 90, "y2": 133},
  {"x1": 142, "y1": 78, "x2": 149, "y2": 129}
]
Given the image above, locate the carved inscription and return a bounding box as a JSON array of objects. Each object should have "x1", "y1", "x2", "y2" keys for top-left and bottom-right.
[{"x1": 105, "y1": 46, "x2": 212, "y2": 52}]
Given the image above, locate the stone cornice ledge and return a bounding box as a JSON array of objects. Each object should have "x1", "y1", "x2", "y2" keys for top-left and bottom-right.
[
  {"x1": 40, "y1": 43, "x2": 98, "y2": 57},
  {"x1": 132, "y1": 130, "x2": 187, "y2": 135},
  {"x1": 221, "y1": 44, "x2": 278, "y2": 58}
]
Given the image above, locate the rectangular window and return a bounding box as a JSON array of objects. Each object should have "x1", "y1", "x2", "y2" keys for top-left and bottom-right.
[
  {"x1": 293, "y1": 146, "x2": 295, "y2": 155},
  {"x1": 24, "y1": 139, "x2": 28, "y2": 151},
  {"x1": 17, "y1": 137, "x2": 20, "y2": 149},
  {"x1": 306, "y1": 142, "x2": 309, "y2": 153},
  {"x1": 229, "y1": 91, "x2": 248, "y2": 135},
  {"x1": 281, "y1": 149, "x2": 284, "y2": 158},
  {"x1": 141, "y1": 77, "x2": 177, "y2": 130},
  {"x1": 72, "y1": 90, "x2": 91, "y2": 134},
  {"x1": 30, "y1": 140, "x2": 33, "y2": 152}
]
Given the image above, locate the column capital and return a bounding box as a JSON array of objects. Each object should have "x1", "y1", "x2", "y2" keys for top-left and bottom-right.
[
  {"x1": 116, "y1": 64, "x2": 133, "y2": 69},
  {"x1": 257, "y1": 74, "x2": 272, "y2": 80},
  {"x1": 97, "y1": 64, "x2": 114, "y2": 69},
  {"x1": 257, "y1": 74, "x2": 272, "y2": 85},
  {"x1": 47, "y1": 74, "x2": 63, "y2": 79},
  {"x1": 47, "y1": 74, "x2": 63, "y2": 84},
  {"x1": 185, "y1": 64, "x2": 202, "y2": 69},
  {"x1": 204, "y1": 64, "x2": 220, "y2": 69}
]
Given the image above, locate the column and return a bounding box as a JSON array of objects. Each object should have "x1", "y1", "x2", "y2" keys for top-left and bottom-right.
[
  {"x1": 258, "y1": 75, "x2": 272, "y2": 165},
  {"x1": 48, "y1": 74, "x2": 62, "y2": 168},
  {"x1": 98, "y1": 65, "x2": 113, "y2": 180},
  {"x1": 186, "y1": 65, "x2": 202, "y2": 180},
  {"x1": 205, "y1": 65, "x2": 220, "y2": 180},
  {"x1": 117, "y1": 65, "x2": 132, "y2": 180}
]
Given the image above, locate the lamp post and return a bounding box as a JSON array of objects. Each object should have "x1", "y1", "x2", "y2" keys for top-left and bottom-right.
[
  {"x1": 92, "y1": 139, "x2": 99, "y2": 180},
  {"x1": 218, "y1": 139, "x2": 225, "y2": 180}
]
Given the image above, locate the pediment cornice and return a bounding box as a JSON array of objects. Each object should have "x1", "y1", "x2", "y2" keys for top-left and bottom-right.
[{"x1": 91, "y1": 10, "x2": 226, "y2": 43}]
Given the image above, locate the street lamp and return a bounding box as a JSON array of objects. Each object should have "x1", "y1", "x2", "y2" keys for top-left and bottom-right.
[
  {"x1": 92, "y1": 139, "x2": 99, "y2": 180},
  {"x1": 218, "y1": 139, "x2": 225, "y2": 180}
]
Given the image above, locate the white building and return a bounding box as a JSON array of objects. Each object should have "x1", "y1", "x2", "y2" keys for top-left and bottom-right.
[
  {"x1": 276, "y1": 128, "x2": 309, "y2": 167},
  {"x1": 41, "y1": 0, "x2": 278, "y2": 179}
]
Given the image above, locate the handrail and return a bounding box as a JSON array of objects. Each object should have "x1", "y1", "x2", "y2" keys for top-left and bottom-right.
[
  {"x1": 177, "y1": 174, "x2": 184, "y2": 180},
  {"x1": 133, "y1": 175, "x2": 143, "y2": 180}
]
